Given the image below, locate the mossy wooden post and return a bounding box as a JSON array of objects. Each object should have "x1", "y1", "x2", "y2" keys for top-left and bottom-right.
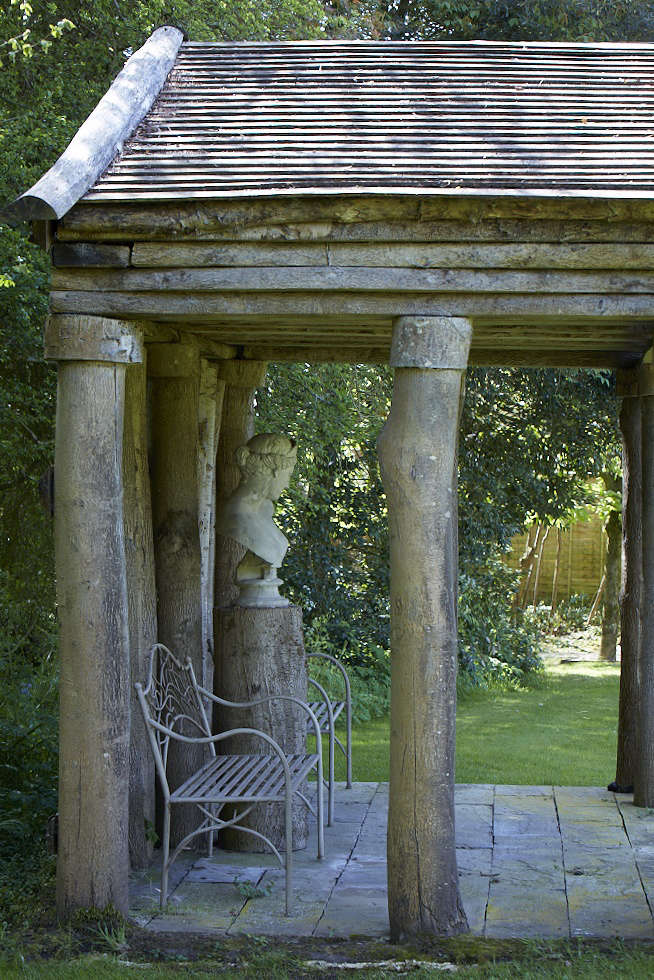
[
  {"x1": 212, "y1": 360, "x2": 267, "y2": 697},
  {"x1": 378, "y1": 315, "x2": 470, "y2": 940},
  {"x1": 123, "y1": 356, "x2": 157, "y2": 867},
  {"x1": 635, "y1": 365, "x2": 654, "y2": 806},
  {"x1": 45, "y1": 314, "x2": 143, "y2": 917},
  {"x1": 149, "y1": 342, "x2": 205, "y2": 844}
]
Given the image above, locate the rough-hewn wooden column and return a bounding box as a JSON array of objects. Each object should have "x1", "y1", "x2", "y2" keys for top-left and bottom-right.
[
  {"x1": 636, "y1": 365, "x2": 654, "y2": 806},
  {"x1": 378, "y1": 315, "x2": 471, "y2": 940},
  {"x1": 123, "y1": 356, "x2": 157, "y2": 868},
  {"x1": 198, "y1": 359, "x2": 224, "y2": 694},
  {"x1": 149, "y1": 343, "x2": 204, "y2": 844},
  {"x1": 213, "y1": 360, "x2": 267, "y2": 695},
  {"x1": 46, "y1": 314, "x2": 143, "y2": 917},
  {"x1": 614, "y1": 371, "x2": 642, "y2": 792}
]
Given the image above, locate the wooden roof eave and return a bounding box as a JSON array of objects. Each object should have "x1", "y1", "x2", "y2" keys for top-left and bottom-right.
[{"x1": 8, "y1": 26, "x2": 183, "y2": 223}]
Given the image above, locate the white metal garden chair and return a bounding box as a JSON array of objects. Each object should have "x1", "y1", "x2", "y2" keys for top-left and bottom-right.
[{"x1": 136, "y1": 643, "x2": 324, "y2": 914}]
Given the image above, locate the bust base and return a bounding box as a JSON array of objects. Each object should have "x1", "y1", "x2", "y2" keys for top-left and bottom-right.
[{"x1": 236, "y1": 574, "x2": 290, "y2": 608}]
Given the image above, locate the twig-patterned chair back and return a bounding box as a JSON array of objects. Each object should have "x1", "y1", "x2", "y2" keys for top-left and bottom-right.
[{"x1": 136, "y1": 643, "x2": 215, "y2": 793}]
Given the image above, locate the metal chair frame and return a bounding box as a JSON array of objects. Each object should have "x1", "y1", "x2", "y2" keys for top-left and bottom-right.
[
  {"x1": 135, "y1": 643, "x2": 324, "y2": 915},
  {"x1": 306, "y1": 651, "x2": 353, "y2": 797}
]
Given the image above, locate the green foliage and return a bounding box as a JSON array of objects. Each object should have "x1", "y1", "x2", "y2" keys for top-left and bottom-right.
[
  {"x1": 0, "y1": 583, "x2": 58, "y2": 861},
  {"x1": 257, "y1": 362, "x2": 391, "y2": 656},
  {"x1": 368, "y1": 0, "x2": 654, "y2": 41},
  {"x1": 305, "y1": 616, "x2": 390, "y2": 722},
  {"x1": 527, "y1": 594, "x2": 593, "y2": 636},
  {"x1": 458, "y1": 561, "x2": 542, "y2": 689}
]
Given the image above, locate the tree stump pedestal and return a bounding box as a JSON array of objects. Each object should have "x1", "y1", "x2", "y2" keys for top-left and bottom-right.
[{"x1": 215, "y1": 604, "x2": 309, "y2": 851}]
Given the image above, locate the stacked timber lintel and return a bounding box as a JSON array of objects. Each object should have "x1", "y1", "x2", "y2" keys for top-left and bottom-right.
[{"x1": 49, "y1": 195, "x2": 654, "y2": 367}]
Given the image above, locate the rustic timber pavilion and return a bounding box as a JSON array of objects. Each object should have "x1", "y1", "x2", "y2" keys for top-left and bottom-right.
[{"x1": 10, "y1": 26, "x2": 654, "y2": 939}]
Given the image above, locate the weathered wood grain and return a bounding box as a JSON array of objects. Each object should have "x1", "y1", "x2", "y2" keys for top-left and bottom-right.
[
  {"x1": 123, "y1": 359, "x2": 157, "y2": 870},
  {"x1": 12, "y1": 27, "x2": 183, "y2": 220},
  {"x1": 149, "y1": 344, "x2": 205, "y2": 846},
  {"x1": 55, "y1": 360, "x2": 130, "y2": 916},
  {"x1": 56, "y1": 212, "x2": 654, "y2": 245},
  {"x1": 47, "y1": 287, "x2": 654, "y2": 320},
  {"x1": 198, "y1": 360, "x2": 220, "y2": 696},
  {"x1": 328, "y1": 242, "x2": 654, "y2": 270},
  {"x1": 50, "y1": 265, "x2": 654, "y2": 294},
  {"x1": 45, "y1": 314, "x2": 144, "y2": 363},
  {"x1": 57, "y1": 194, "x2": 654, "y2": 241},
  {"x1": 379, "y1": 315, "x2": 471, "y2": 939},
  {"x1": 132, "y1": 242, "x2": 328, "y2": 267},
  {"x1": 53, "y1": 243, "x2": 131, "y2": 267}
]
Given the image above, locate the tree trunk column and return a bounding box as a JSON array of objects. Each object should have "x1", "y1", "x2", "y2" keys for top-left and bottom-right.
[
  {"x1": 637, "y1": 370, "x2": 654, "y2": 806},
  {"x1": 149, "y1": 342, "x2": 205, "y2": 845},
  {"x1": 378, "y1": 315, "x2": 471, "y2": 940},
  {"x1": 123, "y1": 357, "x2": 158, "y2": 868},
  {"x1": 614, "y1": 373, "x2": 642, "y2": 791},
  {"x1": 46, "y1": 315, "x2": 143, "y2": 917},
  {"x1": 213, "y1": 360, "x2": 267, "y2": 694}
]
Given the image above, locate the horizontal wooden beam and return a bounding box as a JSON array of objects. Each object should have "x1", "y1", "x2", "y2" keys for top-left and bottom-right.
[
  {"x1": 53, "y1": 243, "x2": 131, "y2": 268},
  {"x1": 119, "y1": 240, "x2": 654, "y2": 271},
  {"x1": 56, "y1": 195, "x2": 654, "y2": 241},
  {"x1": 56, "y1": 213, "x2": 654, "y2": 246},
  {"x1": 244, "y1": 345, "x2": 635, "y2": 368},
  {"x1": 48, "y1": 288, "x2": 654, "y2": 321},
  {"x1": 50, "y1": 266, "x2": 654, "y2": 295},
  {"x1": 131, "y1": 242, "x2": 328, "y2": 268}
]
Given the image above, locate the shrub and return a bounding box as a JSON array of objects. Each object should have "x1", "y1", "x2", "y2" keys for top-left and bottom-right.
[
  {"x1": 0, "y1": 581, "x2": 58, "y2": 863},
  {"x1": 304, "y1": 617, "x2": 390, "y2": 723},
  {"x1": 458, "y1": 560, "x2": 543, "y2": 689},
  {"x1": 525, "y1": 593, "x2": 593, "y2": 636}
]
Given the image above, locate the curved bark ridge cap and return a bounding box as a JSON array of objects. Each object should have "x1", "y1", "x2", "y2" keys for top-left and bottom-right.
[{"x1": 10, "y1": 26, "x2": 184, "y2": 222}]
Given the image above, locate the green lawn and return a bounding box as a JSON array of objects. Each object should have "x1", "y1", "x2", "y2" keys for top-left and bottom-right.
[{"x1": 321, "y1": 661, "x2": 622, "y2": 786}]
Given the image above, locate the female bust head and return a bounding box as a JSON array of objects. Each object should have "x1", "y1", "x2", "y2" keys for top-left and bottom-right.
[{"x1": 234, "y1": 433, "x2": 297, "y2": 502}]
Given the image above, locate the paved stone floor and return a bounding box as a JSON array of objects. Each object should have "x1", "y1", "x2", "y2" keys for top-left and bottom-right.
[{"x1": 131, "y1": 783, "x2": 654, "y2": 939}]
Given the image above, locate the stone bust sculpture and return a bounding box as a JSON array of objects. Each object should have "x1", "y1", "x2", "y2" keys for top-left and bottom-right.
[{"x1": 217, "y1": 433, "x2": 297, "y2": 607}]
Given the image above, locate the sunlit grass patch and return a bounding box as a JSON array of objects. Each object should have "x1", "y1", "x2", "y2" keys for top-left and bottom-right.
[{"x1": 322, "y1": 659, "x2": 621, "y2": 787}]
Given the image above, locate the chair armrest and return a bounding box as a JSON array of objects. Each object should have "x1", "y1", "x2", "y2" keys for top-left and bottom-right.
[
  {"x1": 306, "y1": 651, "x2": 352, "y2": 704},
  {"x1": 148, "y1": 718, "x2": 293, "y2": 775},
  {"x1": 191, "y1": 670, "x2": 323, "y2": 754}
]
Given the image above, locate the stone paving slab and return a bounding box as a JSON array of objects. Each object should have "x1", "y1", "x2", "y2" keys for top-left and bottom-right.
[{"x1": 132, "y1": 783, "x2": 654, "y2": 941}]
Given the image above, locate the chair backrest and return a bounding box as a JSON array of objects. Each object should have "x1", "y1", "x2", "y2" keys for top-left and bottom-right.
[{"x1": 136, "y1": 644, "x2": 215, "y2": 785}]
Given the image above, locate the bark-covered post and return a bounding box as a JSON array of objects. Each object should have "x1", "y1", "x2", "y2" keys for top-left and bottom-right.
[
  {"x1": 378, "y1": 315, "x2": 471, "y2": 940},
  {"x1": 123, "y1": 357, "x2": 158, "y2": 868},
  {"x1": 213, "y1": 360, "x2": 267, "y2": 694},
  {"x1": 198, "y1": 359, "x2": 224, "y2": 693},
  {"x1": 614, "y1": 372, "x2": 642, "y2": 792},
  {"x1": 45, "y1": 314, "x2": 143, "y2": 917},
  {"x1": 149, "y1": 342, "x2": 204, "y2": 844},
  {"x1": 600, "y1": 502, "x2": 621, "y2": 663},
  {"x1": 636, "y1": 365, "x2": 654, "y2": 806}
]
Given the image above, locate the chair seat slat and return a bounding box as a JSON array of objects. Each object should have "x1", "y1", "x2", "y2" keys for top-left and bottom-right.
[{"x1": 172, "y1": 752, "x2": 319, "y2": 802}]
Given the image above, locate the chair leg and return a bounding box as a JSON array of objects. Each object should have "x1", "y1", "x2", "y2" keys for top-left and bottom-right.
[
  {"x1": 316, "y1": 759, "x2": 325, "y2": 859},
  {"x1": 160, "y1": 803, "x2": 171, "y2": 909},
  {"x1": 328, "y1": 724, "x2": 335, "y2": 827},
  {"x1": 208, "y1": 804, "x2": 214, "y2": 856},
  {"x1": 285, "y1": 788, "x2": 292, "y2": 915},
  {"x1": 346, "y1": 702, "x2": 353, "y2": 789}
]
